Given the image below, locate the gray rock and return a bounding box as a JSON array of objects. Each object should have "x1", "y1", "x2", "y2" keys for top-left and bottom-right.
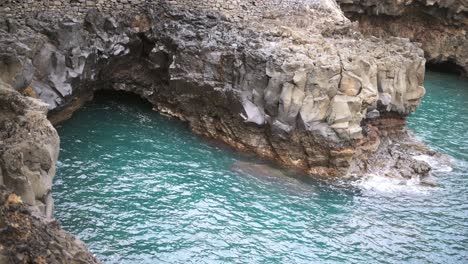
[
  {"x1": 337, "y1": 0, "x2": 468, "y2": 77},
  {"x1": 0, "y1": 83, "x2": 59, "y2": 216},
  {"x1": 0, "y1": 4, "x2": 432, "y2": 194}
]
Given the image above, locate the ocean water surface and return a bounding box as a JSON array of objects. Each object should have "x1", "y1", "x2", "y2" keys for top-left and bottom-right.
[{"x1": 53, "y1": 71, "x2": 468, "y2": 263}]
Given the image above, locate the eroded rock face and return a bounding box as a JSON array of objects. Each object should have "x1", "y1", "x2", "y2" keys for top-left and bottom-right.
[
  {"x1": 0, "y1": 4, "x2": 429, "y2": 178},
  {"x1": 0, "y1": 84, "x2": 99, "y2": 263},
  {"x1": 0, "y1": 187, "x2": 100, "y2": 263},
  {"x1": 0, "y1": 83, "x2": 59, "y2": 218},
  {"x1": 0, "y1": 3, "x2": 437, "y2": 260},
  {"x1": 337, "y1": 0, "x2": 468, "y2": 76}
]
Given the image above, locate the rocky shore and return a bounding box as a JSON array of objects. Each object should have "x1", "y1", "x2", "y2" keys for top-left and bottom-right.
[
  {"x1": 337, "y1": 0, "x2": 468, "y2": 76},
  {"x1": 1, "y1": 3, "x2": 430, "y2": 177},
  {"x1": 0, "y1": 0, "x2": 442, "y2": 262},
  {"x1": 0, "y1": 84, "x2": 99, "y2": 263}
]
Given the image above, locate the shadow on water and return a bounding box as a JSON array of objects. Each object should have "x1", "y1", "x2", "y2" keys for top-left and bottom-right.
[
  {"x1": 408, "y1": 70, "x2": 468, "y2": 161},
  {"x1": 230, "y1": 159, "x2": 361, "y2": 200}
]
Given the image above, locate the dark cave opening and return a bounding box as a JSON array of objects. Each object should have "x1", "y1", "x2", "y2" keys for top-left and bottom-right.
[
  {"x1": 92, "y1": 89, "x2": 153, "y2": 109},
  {"x1": 426, "y1": 60, "x2": 465, "y2": 76}
]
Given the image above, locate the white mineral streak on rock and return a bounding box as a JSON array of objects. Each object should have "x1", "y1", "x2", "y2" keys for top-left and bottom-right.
[{"x1": 241, "y1": 98, "x2": 266, "y2": 125}]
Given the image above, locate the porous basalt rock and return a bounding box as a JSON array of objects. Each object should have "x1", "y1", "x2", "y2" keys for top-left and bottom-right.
[
  {"x1": 0, "y1": 83, "x2": 59, "y2": 218},
  {"x1": 337, "y1": 0, "x2": 468, "y2": 76},
  {"x1": 0, "y1": 2, "x2": 436, "y2": 261},
  {"x1": 1, "y1": 0, "x2": 340, "y2": 22},
  {"x1": 0, "y1": 84, "x2": 99, "y2": 263},
  {"x1": 0, "y1": 186, "x2": 100, "y2": 263},
  {"x1": 0, "y1": 3, "x2": 429, "y2": 179}
]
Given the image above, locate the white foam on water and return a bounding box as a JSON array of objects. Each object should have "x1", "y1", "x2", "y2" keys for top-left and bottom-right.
[
  {"x1": 413, "y1": 154, "x2": 453, "y2": 173},
  {"x1": 353, "y1": 173, "x2": 432, "y2": 195},
  {"x1": 136, "y1": 112, "x2": 151, "y2": 124},
  {"x1": 353, "y1": 152, "x2": 456, "y2": 195}
]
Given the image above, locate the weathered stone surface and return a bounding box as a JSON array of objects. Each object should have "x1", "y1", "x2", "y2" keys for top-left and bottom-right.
[
  {"x1": 0, "y1": 187, "x2": 100, "y2": 264},
  {"x1": 0, "y1": 2, "x2": 438, "y2": 261},
  {"x1": 0, "y1": 3, "x2": 428, "y2": 179},
  {"x1": 0, "y1": 84, "x2": 99, "y2": 263},
  {"x1": 349, "y1": 117, "x2": 441, "y2": 180},
  {"x1": 337, "y1": 0, "x2": 468, "y2": 76},
  {"x1": 0, "y1": 0, "x2": 344, "y2": 22},
  {"x1": 0, "y1": 82, "x2": 59, "y2": 218}
]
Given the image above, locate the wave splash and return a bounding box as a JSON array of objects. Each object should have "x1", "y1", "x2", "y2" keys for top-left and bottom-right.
[{"x1": 352, "y1": 152, "x2": 455, "y2": 195}]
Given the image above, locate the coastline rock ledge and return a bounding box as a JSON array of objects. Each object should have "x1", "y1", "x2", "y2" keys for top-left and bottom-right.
[{"x1": 0, "y1": 0, "x2": 435, "y2": 262}]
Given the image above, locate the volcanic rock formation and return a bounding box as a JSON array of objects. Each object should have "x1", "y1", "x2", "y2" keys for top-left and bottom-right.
[
  {"x1": 0, "y1": 3, "x2": 430, "y2": 178},
  {"x1": 0, "y1": 83, "x2": 59, "y2": 218},
  {"x1": 0, "y1": 1, "x2": 439, "y2": 261},
  {"x1": 337, "y1": 0, "x2": 468, "y2": 76},
  {"x1": 0, "y1": 84, "x2": 99, "y2": 263}
]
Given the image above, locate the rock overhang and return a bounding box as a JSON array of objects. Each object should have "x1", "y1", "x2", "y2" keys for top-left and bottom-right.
[
  {"x1": 0, "y1": 1, "x2": 430, "y2": 181},
  {"x1": 0, "y1": 2, "x2": 445, "y2": 262}
]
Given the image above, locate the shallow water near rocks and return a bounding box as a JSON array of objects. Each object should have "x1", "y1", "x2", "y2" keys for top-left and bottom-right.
[{"x1": 53, "y1": 71, "x2": 468, "y2": 263}]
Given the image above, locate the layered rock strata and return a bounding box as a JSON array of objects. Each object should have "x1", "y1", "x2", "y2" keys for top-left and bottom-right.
[{"x1": 337, "y1": 0, "x2": 468, "y2": 76}]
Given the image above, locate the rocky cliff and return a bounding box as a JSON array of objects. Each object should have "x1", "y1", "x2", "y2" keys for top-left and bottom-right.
[
  {"x1": 337, "y1": 0, "x2": 468, "y2": 76},
  {"x1": 1, "y1": 2, "x2": 430, "y2": 178},
  {"x1": 0, "y1": 84, "x2": 99, "y2": 263},
  {"x1": 0, "y1": 1, "x2": 436, "y2": 261},
  {"x1": 0, "y1": 82, "x2": 59, "y2": 218}
]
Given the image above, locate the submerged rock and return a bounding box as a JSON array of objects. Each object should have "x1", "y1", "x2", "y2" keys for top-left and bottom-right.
[
  {"x1": 231, "y1": 161, "x2": 317, "y2": 195},
  {"x1": 231, "y1": 161, "x2": 289, "y2": 179}
]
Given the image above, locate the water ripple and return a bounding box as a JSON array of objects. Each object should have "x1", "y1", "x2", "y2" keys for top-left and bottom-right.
[{"x1": 53, "y1": 75, "x2": 468, "y2": 263}]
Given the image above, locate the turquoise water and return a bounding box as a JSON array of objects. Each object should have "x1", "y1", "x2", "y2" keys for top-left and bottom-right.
[{"x1": 53, "y1": 72, "x2": 468, "y2": 263}]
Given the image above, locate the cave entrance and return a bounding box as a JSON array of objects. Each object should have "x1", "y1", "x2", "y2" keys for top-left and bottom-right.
[
  {"x1": 425, "y1": 60, "x2": 465, "y2": 76},
  {"x1": 92, "y1": 89, "x2": 153, "y2": 110}
]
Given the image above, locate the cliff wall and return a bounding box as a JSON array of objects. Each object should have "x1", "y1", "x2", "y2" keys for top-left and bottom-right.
[
  {"x1": 0, "y1": 4, "x2": 430, "y2": 179},
  {"x1": 0, "y1": 84, "x2": 99, "y2": 263},
  {"x1": 0, "y1": 2, "x2": 436, "y2": 261},
  {"x1": 337, "y1": 0, "x2": 468, "y2": 76}
]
